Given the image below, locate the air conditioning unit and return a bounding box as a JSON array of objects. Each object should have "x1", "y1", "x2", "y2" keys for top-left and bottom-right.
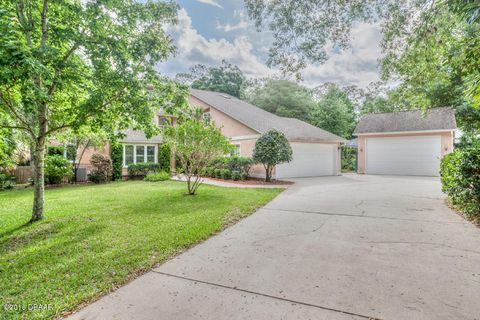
[{"x1": 76, "y1": 167, "x2": 88, "y2": 182}]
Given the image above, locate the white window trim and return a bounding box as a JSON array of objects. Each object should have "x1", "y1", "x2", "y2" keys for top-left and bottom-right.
[{"x1": 123, "y1": 144, "x2": 158, "y2": 167}]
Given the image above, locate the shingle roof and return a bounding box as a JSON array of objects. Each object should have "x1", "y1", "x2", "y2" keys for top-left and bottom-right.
[
  {"x1": 190, "y1": 89, "x2": 345, "y2": 142},
  {"x1": 354, "y1": 107, "x2": 457, "y2": 135},
  {"x1": 119, "y1": 129, "x2": 163, "y2": 143}
]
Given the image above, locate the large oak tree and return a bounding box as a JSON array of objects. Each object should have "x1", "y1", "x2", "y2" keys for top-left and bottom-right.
[{"x1": 0, "y1": 0, "x2": 185, "y2": 222}]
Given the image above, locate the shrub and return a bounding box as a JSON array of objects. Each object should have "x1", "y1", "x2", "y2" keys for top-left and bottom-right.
[
  {"x1": 144, "y1": 171, "x2": 170, "y2": 182},
  {"x1": 0, "y1": 172, "x2": 15, "y2": 190},
  {"x1": 210, "y1": 156, "x2": 254, "y2": 178},
  {"x1": 226, "y1": 156, "x2": 254, "y2": 176},
  {"x1": 204, "y1": 166, "x2": 215, "y2": 177},
  {"x1": 110, "y1": 138, "x2": 123, "y2": 181},
  {"x1": 240, "y1": 172, "x2": 248, "y2": 180},
  {"x1": 89, "y1": 154, "x2": 112, "y2": 183},
  {"x1": 440, "y1": 143, "x2": 480, "y2": 218},
  {"x1": 47, "y1": 145, "x2": 65, "y2": 156},
  {"x1": 158, "y1": 144, "x2": 171, "y2": 172},
  {"x1": 252, "y1": 129, "x2": 292, "y2": 182},
  {"x1": 220, "y1": 169, "x2": 231, "y2": 180},
  {"x1": 214, "y1": 168, "x2": 223, "y2": 178},
  {"x1": 127, "y1": 162, "x2": 161, "y2": 178},
  {"x1": 231, "y1": 170, "x2": 241, "y2": 181},
  {"x1": 45, "y1": 155, "x2": 73, "y2": 184}
]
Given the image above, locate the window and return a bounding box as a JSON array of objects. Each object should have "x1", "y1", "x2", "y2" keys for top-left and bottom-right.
[
  {"x1": 136, "y1": 146, "x2": 145, "y2": 163},
  {"x1": 123, "y1": 144, "x2": 157, "y2": 167},
  {"x1": 125, "y1": 145, "x2": 134, "y2": 165},
  {"x1": 158, "y1": 116, "x2": 170, "y2": 128},
  {"x1": 231, "y1": 144, "x2": 240, "y2": 156},
  {"x1": 147, "y1": 146, "x2": 155, "y2": 162},
  {"x1": 203, "y1": 112, "x2": 211, "y2": 123}
]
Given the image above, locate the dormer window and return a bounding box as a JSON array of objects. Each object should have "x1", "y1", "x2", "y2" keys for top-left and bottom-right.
[{"x1": 158, "y1": 116, "x2": 171, "y2": 128}]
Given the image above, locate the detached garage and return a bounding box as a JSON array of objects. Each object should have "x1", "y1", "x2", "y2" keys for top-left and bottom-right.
[{"x1": 354, "y1": 108, "x2": 457, "y2": 177}]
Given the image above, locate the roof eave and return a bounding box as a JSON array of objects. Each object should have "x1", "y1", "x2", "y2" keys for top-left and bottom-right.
[{"x1": 353, "y1": 129, "x2": 456, "y2": 136}]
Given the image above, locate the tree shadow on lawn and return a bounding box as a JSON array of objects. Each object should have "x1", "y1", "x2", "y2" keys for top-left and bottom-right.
[{"x1": 0, "y1": 222, "x2": 110, "y2": 319}]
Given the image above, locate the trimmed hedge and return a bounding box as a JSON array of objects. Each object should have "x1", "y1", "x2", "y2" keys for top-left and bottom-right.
[
  {"x1": 127, "y1": 162, "x2": 161, "y2": 178},
  {"x1": 440, "y1": 142, "x2": 480, "y2": 219},
  {"x1": 204, "y1": 156, "x2": 253, "y2": 180}
]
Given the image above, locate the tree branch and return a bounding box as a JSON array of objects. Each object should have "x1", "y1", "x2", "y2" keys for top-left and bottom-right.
[
  {"x1": 16, "y1": 0, "x2": 32, "y2": 46},
  {"x1": 40, "y1": 0, "x2": 48, "y2": 49},
  {"x1": 0, "y1": 124, "x2": 29, "y2": 130},
  {"x1": 45, "y1": 123, "x2": 73, "y2": 136},
  {"x1": 0, "y1": 89, "x2": 35, "y2": 137}
]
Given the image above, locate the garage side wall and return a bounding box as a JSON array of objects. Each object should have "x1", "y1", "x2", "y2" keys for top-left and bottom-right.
[{"x1": 356, "y1": 131, "x2": 454, "y2": 174}]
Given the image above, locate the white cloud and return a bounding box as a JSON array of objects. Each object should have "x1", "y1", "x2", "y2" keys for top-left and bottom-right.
[
  {"x1": 159, "y1": 9, "x2": 382, "y2": 89},
  {"x1": 216, "y1": 10, "x2": 248, "y2": 32},
  {"x1": 195, "y1": 0, "x2": 222, "y2": 9},
  {"x1": 301, "y1": 23, "x2": 383, "y2": 88},
  {"x1": 158, "y1": 8, "x2": 274, "y2": 79}
]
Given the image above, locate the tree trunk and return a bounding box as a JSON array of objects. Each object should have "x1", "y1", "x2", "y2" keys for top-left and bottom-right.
[
  {"x1": 31, "y1": 143, "x2": 46, "y2": 222},
  {"x1": 265, "y1": 164, "x2": 272, "y2": 182},
  {"x1": 31, "y1": 102, "x2": 48, "y2": 222}
]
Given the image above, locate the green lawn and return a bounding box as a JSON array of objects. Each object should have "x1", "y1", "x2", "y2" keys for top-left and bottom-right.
[{"x1": 0, "y1": 181, "x2": 282, "y2": 319}]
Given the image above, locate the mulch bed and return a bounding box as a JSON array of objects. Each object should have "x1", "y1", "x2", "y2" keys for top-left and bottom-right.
[{"x1": 207, "y1": 177, "x2": 294, "y2": 185}]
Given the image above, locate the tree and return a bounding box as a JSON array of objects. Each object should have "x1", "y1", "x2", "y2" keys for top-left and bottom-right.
[
  {"x1": 244, "y1": 0, "x2": 480, "y2": 100},
  {"x1": 245, "y1": 79, "x2": 315, "y2": 122},
  {"x1": 176, "y1": 61, "x2": 246, "y2": 98},
  {"x1": 0, "y1": 0, "x2": 185, "y2": 222},
  {"x1": 252, "y1": 129, "x2": 292, "y2": 182},
  {"x1": 309, "y1": 85, "x2": 356, "y2": 138},
  {"x1": 164, "y1": 119, "x2": 232, "y2": 195}
]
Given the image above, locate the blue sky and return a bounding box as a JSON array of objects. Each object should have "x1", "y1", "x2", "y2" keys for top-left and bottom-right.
[{"x1": 157, "y1": 0, "x2": 383, "y2": 88}]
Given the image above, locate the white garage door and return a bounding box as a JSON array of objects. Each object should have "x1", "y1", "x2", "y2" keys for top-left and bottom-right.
[
  {"x1": 276, "y1": 143, "x2": 337, "y2": 178},
  {"x1": 366, "y1": 136, "x2": 441, "y2": 176}
]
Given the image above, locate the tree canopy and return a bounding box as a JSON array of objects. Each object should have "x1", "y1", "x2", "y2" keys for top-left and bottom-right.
[
  {"x1": 176, "y1": 61, "x2": 246, "y2": 98},
  {"x1": 244, "y1": 79, "x2": 315, "y2": 122},
  {"x1": 310, "y1": 84, "x2": 356, "y2": 139},
  {"x1": 164, "y1": 118, "x2": 233, "y2": 195},
  {"x1": 0, "y1": 0, "x2": 186, "y2": 221}
]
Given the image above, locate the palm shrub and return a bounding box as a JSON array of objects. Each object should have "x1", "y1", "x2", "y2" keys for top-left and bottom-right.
[
  {"x1": 440, "y1": 142, "x2": 480, "y2": 219},
  {"x1": 252, "y1": 129, "x2": 292, "y2": 182}
]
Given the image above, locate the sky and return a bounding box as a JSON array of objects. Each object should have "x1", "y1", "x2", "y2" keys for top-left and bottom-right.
[{"x1": 156, "y1": 0, "x2": 384, "y2": 89}]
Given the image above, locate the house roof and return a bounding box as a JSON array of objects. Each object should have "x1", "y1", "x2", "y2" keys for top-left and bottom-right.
[
  {"x1": 354, "y1": 107, "x2": 457, "y2": 135},
  {"x1": 119, "y1": 129, "x2": 163, "y2": 143},
  {"x1": 190, "y1": 89, "x2": 345, "y2": 142}
]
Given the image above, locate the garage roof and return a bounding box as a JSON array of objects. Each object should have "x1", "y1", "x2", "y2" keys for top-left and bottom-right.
[
  {"x1": 354, "y1": 107, "x2": 456, "y2": 135},
  {"x1": 190, "y1": 89, "x2": 345, "y2": 143}
]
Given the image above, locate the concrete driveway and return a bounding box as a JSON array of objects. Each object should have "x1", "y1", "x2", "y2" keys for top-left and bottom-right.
[{"x1": 70, "y1": 174, "x2": 480, "y2": 320}]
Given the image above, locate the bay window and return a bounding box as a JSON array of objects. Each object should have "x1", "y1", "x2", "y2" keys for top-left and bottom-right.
[{"x1": 123, "y1": 144, "x2": 157, "y2": 167}]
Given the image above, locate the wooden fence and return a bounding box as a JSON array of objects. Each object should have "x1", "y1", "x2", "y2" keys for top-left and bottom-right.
[{"x1": 14, "y1": 166, "x2": 34, "y2": 184}]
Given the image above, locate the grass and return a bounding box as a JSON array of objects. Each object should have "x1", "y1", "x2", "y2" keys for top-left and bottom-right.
[{"x1": 0, "y1": 181, "x2": 282, "y2": 319}]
